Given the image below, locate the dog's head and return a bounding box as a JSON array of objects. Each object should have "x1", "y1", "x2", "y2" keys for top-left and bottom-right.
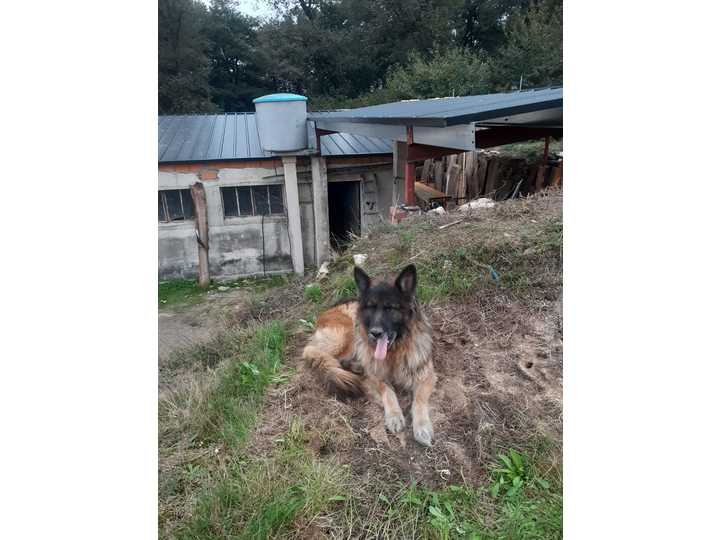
[{"x1": 353, "y1": 264, "x2": 418, "y2": 361}]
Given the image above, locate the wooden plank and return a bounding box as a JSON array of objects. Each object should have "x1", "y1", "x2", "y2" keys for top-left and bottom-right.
[
  {"x1": 421, "y1": 160, "x2": 432, "y2": 182},
  {"x1": 483, "y1": 158, "x2": 501, "y2": 198},
  {"x1": 414, "y1": 181, "x2": 449, "y2": 209},
  {"x1": 470, "y1": 154, "x2": 487, "y2": 199},
  {"x1": 534, "y1": 165, "x2": 548, "y2": 193},
  {"x1": 444, "y1": 154, "x2": 458, "y2": 194},
  {"x1": 433, "y1": 161, "x2": 444, "y2": 191},
  {"x1": 520, "y1": 165, "x2": 538, "y2": 196},
  {"x1": 445, "y1": 163, "x2": 461, "y2": 199},
  {"x1": 550, "y1": 162, "x2": 563, "y2": 188}
]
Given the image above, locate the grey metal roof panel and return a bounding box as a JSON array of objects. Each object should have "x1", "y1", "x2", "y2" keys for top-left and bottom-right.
[
  {"x1": 158, "y1": 113, "x2": 391, "y2": 163},
  {"x1": 309, "y1": 87, "x2": 563, "y2": 128}
]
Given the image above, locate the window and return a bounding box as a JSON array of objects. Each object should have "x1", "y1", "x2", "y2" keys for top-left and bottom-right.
[
  {"x1": 159, "y1": 189, "x2": 194, "y2": 223},
  {"x1": 221, "y1": 185, "x2": 284, "y2": 218}
]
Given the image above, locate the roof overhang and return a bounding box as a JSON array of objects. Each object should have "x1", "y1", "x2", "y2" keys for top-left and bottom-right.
[{"x1": 311, "y1": 88, "x2": 562, "y2": 152}]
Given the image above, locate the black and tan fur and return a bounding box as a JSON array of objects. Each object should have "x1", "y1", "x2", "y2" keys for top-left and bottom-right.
[{"x1": 302, "y1": 265, "x2": 436, "y2": 446}]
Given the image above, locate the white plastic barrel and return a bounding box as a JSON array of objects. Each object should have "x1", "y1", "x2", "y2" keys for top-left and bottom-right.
[{"x1": 253, "y1": 93, "x2": 308, "y2": 152}]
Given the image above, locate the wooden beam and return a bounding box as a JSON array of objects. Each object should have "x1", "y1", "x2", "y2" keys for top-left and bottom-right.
[
  {"x1": 404, "y1": 159, "x2": 416, "y2": 205},
  {"x1": 407, "y1": 143, "x2": 465, "y2": 162},
  {"x1": 190, "y1": 182, "x2": 210, "y2": 288}
]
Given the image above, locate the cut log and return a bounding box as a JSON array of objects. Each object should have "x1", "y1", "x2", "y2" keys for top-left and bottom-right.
[{"x1": 190, "y1": 182, "x2": 210, "y2": 288}]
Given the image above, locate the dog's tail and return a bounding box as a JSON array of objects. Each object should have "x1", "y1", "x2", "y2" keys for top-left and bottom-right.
[{"x1": 302, "y1": 345, "x2": 364, "y2": 397}]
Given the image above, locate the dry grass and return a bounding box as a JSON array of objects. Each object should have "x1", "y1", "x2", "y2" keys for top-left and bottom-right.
[{"x1": 158, "y1": 189, "x2": 563, "y2": 539}]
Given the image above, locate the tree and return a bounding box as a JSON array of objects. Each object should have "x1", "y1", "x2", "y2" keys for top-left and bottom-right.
[
  {"x1": 458, "y1": 0, "x2": 531, "y2": 53},
  {"x1": 488, "y1": 0, "x2": 562, "y2": 91},
  {"x1": 311, "y1": 47, "x2": 490, "y2": 109},
  {"x1": 203, "y1": 0, "x2": 272, "y2": 111},
  {"x1": 385, "y1": 48, "x2": 490, "y2": 99},
  {"x1": 158, "y1": 0, "x2": 217, "y2": 113}
]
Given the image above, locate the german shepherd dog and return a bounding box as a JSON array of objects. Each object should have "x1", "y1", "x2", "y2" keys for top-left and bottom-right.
[{"x1": 302, "y1": 264, "x2": 436, "y2": 446}]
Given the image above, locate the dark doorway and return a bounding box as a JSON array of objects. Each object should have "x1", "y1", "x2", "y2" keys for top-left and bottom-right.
[{"x1": 328, "y1": 181, "x2": 361, "y2": 250}]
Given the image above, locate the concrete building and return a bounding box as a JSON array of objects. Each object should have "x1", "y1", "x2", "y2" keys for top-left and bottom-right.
[
  {"x1": 158, "y1": 89, "x2": 562, "y2": 281},
  {"x1": 158, "y1": 112, "x2": 396, "y2": 280}
]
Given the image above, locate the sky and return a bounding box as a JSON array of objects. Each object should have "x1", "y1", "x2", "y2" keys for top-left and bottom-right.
[{"x1": 199, "y1": 0, "x2": 276, "y2": 20}]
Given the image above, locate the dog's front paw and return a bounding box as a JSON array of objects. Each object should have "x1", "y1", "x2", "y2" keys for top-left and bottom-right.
[
  {"x1": 413, "y1": 420, "x2": 434, "y2": 446},
  {"x1": 385, "y1": 412, "x2": 406, "y2": 433}
]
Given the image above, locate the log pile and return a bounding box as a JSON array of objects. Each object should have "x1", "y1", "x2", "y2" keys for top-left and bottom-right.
[{"x1": 415, "y1": 149, "x2": 563, "y2": 209}]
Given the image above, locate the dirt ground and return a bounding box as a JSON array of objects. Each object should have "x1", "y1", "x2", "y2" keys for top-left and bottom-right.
[
  {"x1": 158, "y1": 289, "x2": 251, "y2": 384},
  {"x1": 245, "y1": 291, "x2": 562, "y2": 491}
]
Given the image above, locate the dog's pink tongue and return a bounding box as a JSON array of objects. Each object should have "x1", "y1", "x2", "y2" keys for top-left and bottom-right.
[{"x1": 374, "y1": 335, "x2": 389, "y2": 360}]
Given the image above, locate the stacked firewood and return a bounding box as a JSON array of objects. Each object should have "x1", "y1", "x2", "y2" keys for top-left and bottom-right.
[{"x1": 416, "y1": 150, "x2": 563, "y2": 205}]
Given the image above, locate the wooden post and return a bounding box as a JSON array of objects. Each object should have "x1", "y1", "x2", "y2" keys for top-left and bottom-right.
[
  {"x1": 404, "y1": 126, "x2": 416, "y2": 205},
  {"x1": 404, "y1": 159, "x2": 416, "y2": 205},
  {"x1": 190, "y1": 182, "x2": 210, "y2": 288},
  {"x1": 281, "y1": 156, "x2": 305, "y2": 275},
  {"x1": 311, "y1": 156, "x2": 330, "y2": 265}
]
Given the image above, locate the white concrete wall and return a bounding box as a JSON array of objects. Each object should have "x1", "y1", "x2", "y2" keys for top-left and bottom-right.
[
  {"x1": 158, "y1": 166, "x2": 315, "y2": 281},
  {"x1": 158, "y1": 161, "x2": 392, "y2": 281}
]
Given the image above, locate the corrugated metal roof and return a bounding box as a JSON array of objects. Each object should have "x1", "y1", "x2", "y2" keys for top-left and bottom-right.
[
  {"x1": 158, "y1": 114, "x2": 392, "y2": 163},
  {"x1": 309, "y1": 87, "x2": 563, "y2": 128}
]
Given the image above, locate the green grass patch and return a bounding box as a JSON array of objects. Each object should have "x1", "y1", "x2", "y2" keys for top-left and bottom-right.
[
  {"x1": 303, "y1": 283, "x2": 322, "y2": 303},
  {"x1": 350, "y1": 449, "x2": 562, "y2": 540},
  {"x1": 197, "y1": 320, "x2": 288, "y2": 446},
  {"x1": 177, "y1": 419, "x2": 349, "y2": 540},
  {"x1": 159, "y1": 274, "x2": 289, "y2": 307}
]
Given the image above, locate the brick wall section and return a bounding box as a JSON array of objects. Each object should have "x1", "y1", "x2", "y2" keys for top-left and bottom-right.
[{"x1": 198, "y1": 168, "x2": 219, "y2": 180}]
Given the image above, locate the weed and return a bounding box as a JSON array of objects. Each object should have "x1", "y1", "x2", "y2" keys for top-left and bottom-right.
[
  {"x1": 329, "y1": 273, "x2": 358, "y2": 303},
  {"x1": 304, "y1": 283, "x2": 322, "y2": 303}
]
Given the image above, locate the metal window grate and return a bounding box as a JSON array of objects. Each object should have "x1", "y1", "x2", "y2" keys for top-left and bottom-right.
[
  {"x1": 158, "y1": 189, "x2": 194, "y2": 223},
  {"x1": 220, "y1": 185, "x2": 285, "y2": 218}
]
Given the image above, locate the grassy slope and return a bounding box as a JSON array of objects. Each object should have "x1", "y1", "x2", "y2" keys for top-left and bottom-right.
[{"x1": 159, "y1": 190, "x2": 563, "y2": 539}]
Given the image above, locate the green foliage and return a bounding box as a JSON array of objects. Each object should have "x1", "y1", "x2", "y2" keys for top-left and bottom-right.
[
  {"x1": 372, "y1": 453, "x2": 561, "y2": 540},
  {"x1": 158, "y1": 0, "x2": 217, "y2": 114},
  {"x1": 489, "y1": 0, "x2": 563, "y2": 90},
  {"x1": 159, "y1": 0, "x2": 562, "y2": 113},
  {"x1": 385, "y1": 48, "x2": 491, "y2": 100}
]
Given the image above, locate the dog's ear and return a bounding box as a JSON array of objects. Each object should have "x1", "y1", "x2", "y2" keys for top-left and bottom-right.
[
  {"x1": 395, "y1": 264, "x2": 417, "y2": 296},
  {"x1": 354, "y1": 266, "x2": 371, "y2": 296}
]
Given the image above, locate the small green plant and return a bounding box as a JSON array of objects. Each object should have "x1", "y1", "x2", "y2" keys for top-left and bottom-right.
[
  {"x1": 331, "y1": 274, "x2": 357, "y2": 303},
  {"x1": 304, "y1": 283, "x2": 322, "y2": 303},
  {"x1": 491, "y1": 449, "x2": 527, "y2": 497},
  {"x1": 427, "y1": 493, "x2": 464, "y2": 540}
]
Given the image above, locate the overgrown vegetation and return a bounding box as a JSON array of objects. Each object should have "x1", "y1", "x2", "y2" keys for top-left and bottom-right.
[
  {"x1": 159, "y1": 0, "x2": 563, "y2": 114},
  {"x1": 159, "y1": 191, "x2": 563, "y2": 539}
]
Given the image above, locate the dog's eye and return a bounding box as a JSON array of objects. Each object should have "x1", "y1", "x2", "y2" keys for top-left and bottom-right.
[{"x1": 384, "y1": 305, "x2": 397, "y2": 311}]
